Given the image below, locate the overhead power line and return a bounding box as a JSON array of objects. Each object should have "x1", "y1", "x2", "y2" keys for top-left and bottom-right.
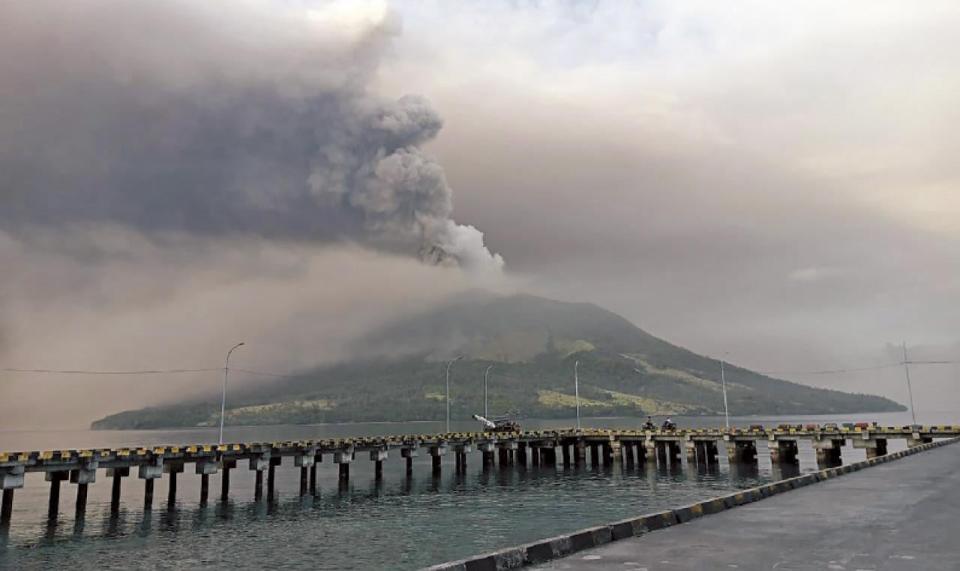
[
  {"x1": 0, "y1": 367, "x2": 221, "y2": 375},
  {"x1": 756, "y1": 363, "x2": 902, "y2": 376}
]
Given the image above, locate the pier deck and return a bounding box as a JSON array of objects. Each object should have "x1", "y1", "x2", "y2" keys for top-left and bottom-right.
[
  {"x1": 533, "y1": 440, "x2": 960, "y2": 571},
  {"x1": 2, "y1": 425, "x2": 957, "y2": 527}
]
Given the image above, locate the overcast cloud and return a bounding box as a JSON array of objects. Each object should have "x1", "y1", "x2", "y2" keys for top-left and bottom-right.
[{"x1": 1, "y1": 1, "x2": 958, "y2": 427}]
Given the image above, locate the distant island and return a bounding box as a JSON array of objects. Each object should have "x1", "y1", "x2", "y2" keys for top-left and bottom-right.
[{"x1": 92, "y1": 292, "x2": 904, "y2": 430}]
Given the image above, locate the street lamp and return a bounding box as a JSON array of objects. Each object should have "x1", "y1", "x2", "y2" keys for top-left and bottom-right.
[
  {"x1": 574, "y1": 360, "x2": 581, "y2": 430},
  {"x1": 219, "y1": 342, "x2": 245, "y2": 445},
  {"x1": 483, "y1": 365, "x2": 494, "y2": 419},
  {"x1": 719, "y1": 357, "x2": 730, "y2": 429},
  {"x1": 445, "y1": 355, "x2": 463, "y2": 433},
  {"x1": 902, "y1": 341, "x2": 917, "y2": 426}
]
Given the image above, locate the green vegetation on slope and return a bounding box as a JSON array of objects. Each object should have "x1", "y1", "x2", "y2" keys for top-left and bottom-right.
[{"x1": 91, "y1": 293, "x2": 904, "y2": 429}]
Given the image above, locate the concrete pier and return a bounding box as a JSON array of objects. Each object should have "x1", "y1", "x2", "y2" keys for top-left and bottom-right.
[
  {"x1": 726, "y1": 440, "x2": 757, "y2": 464},
  {"x1": 221, "y1": 459, "x2": 235, "y2": 502},
  {"x1": 814, "y1": 438, "x2": 844, "y2": 467},
  {"x1": 530, "y1": 440, "x2": 960, "y2": 571},
  {"x1": 1, "y1": 424, "x2": 959, "y2": 526},
  {"x1": 1, "y1": 489, "x2": 14, "y2": 526},
  {"x1": 106, "y1": 467, "x2": 128, "y2": 514},
  {"x1": 46, "y1": 471, "x2": 67, "y2": 519},
  {"x1": 769, "y1": 440, "x2": 799, "y2": 464}
]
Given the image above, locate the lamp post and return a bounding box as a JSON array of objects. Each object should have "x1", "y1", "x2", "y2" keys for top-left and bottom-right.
[
  {"x1": 445, "y1": 355, "x2": 463, "y2": 433},
  {"x1": 902, "y1": 342, "x2": 917, "y2": 426},
  {"x1": 219, "y1": 342, "x2": 245, "y2": 445},
  {"x1": 719, "y1": 358, "x2": 730, "y2": 429},
  {"x1": 483, "y1": 365, "x2": 494, "y2": 419},
  {"x1": 574, "y1": 360, "x2": 581, "y2": 430}
]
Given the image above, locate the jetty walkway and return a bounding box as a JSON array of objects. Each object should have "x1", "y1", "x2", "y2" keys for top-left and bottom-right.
[
  {"x1": 1, "y1": 424, "x2": 957, "y2": 527},
  {"x1": 533, "y1": 440, "x2": 960, "y2": 571}
]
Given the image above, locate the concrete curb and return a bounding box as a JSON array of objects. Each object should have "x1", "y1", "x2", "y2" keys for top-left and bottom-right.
[{"x1": 421, "y1": 437, "x2": 960, "y2": 571}]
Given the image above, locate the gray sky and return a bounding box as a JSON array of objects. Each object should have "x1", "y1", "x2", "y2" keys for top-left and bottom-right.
[{"x1": 1, "y1": 1, "x2": 958, "y2": 427}]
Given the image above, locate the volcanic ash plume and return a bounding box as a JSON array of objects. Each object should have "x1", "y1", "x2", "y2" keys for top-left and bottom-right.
[{"x1": 0, "y1": 0, "x2": 504, "y2": 276}]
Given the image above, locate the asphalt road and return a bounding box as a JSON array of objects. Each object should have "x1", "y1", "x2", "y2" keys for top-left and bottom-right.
[{"x1": 533, "y1": 443, "x2": 960, "y2": 571}]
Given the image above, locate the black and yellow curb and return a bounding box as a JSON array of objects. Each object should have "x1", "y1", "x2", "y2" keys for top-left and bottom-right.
[{"x1": 421, "y1": 437, "x2": 959, "y2": 571}]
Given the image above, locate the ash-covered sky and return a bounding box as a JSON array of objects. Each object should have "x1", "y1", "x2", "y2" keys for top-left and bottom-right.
[{"x1": 2, "y1": 1, "x2": 958, "y2": 427}]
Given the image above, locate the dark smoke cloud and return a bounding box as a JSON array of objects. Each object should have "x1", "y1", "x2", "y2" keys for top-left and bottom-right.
[{"x1": 0, "y1": 1, "x2": 503, "y2": 274}]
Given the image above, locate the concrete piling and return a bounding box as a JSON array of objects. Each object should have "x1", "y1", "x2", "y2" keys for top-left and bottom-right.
[
  {"x1": 45, "y1": 471, "x2": 67, "y2": 519},
  {"x1": 770, "y1": 440, "x2": 799, "y2": 464},
  {"x1": 144, "y1": 479, "x2": 155, "y2": 510},
  {"x1": 267, "y1": 456, "x2": 281, "y2": 502},
  {"x1": 74, "y1": 484, "x2": 88, "y2": 520},
  {"x1": 370, "y1": 449, "x2": 388, "y2": 481},
  {"x1": 220, "y1": 459, "x2": 236, "y2": 502},
  {"x1": 429, "y1": 445, "x2": 447, "y2": 476},
  {"x1": 309, "y1": 458, "x2": 319, "y2": 495},
  {"x1": 165, "y1": 463, "x2": 184, "y2": 509},
  {"x1": 814, "y1": 439, "x2": 844, "y2": 467},
  {"x1": 70, "y1": 463, "x2": 97, "y2": 519},
  {"x1": 194, "y1": 461, "x2": 217, "y2": 506},
  {"x1": 105, "y1": 467, "x2": 129, "y2": 514},
  {"x1": 517, "y1": 443, "x2": 528, "y2": 467},
  {"x1": 861, "y1": 438, "x2": 888, "y2": 459},
  {"x1": 574, "y1": 441, "x2": 585, "y2": 467},
  {"x1": 140, "y1": 456, "x2": 163, "y2": 510},
  {"x1": 335, "y1": 448, "x2": 353, "y2": 484},
  {"x1": 1, "y1": 489, "x2": 14, "y2": 526},
  {"x1": 253, "y1": 471, "x2": 263, "y2": 500},
  {"x1": 727, "y1": 440, "x2": 759, "y2": 464}
]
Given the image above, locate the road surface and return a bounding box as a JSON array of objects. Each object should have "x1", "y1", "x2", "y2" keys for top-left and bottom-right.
[{"x1": 533, "y1": 443, "x2": 960, "y2": 571}]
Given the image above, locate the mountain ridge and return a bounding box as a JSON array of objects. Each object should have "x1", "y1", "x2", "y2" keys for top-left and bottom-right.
[{"x1": 92, "y1": 292, "x2": 904, "y2": 429}]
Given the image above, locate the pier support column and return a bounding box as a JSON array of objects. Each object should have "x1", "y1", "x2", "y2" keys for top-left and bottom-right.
[
  {"x1": 165, "y1": 462, "x2": 184, "y2": 509},
  {"x1": 249, "y1": 454, "x2": 269, "y2": 501},
  {"x1": 295, "y1": 453, "x2": 316, "y2": 495},
  {"x1": 685, "y1": 441, "x2": 698, "y2": 464},
  {"x1": 624, "y1": 442, "x2": 636, "y2": 467},
  {"x1": 0, "y1": 489, "x2": 13, "y2": 527},
  {"x1": 667, "y1": 442, "x2": 681, "y2": 464},
  {"x1": 726, "y1": 440, "x2": 758, "y2": 464},
  {"x1": 220, "y1": 459, "x2": 236, "y2": 502},
  {"x1": 645, "y1": 440, "x2": 657, "y2": 465},
  {"x1": 770, "y1": 440, "x2": 799, "y2": 464},
  {"x1": 908, "y1": 436, "x2": 932, "y2": 448},
  {"x1": 105, "y1": 467, "x2": 129, "y2": 514},
  {"x1": 517, "y1": 443, "x2": 528, "y2": 467},
  {"x1": 429, "y1": 445, "x2": 448, "y2": 476},
  {"x1": 369, "y1": 449, "x2": 388, "y2": 481},
  {"x1": 267, "y1": 456, "x2": 281, "y2": 502},
  {"x1": 561, "y1": 443, "x2": 571, "y2": 467},
  {"x1": 573, "y1": 440, "x2": 585, "y2": 467},
  {"x1": 140, "y1": 460, "x2": 162, "y2": 511},
  {"x1": 45, "y1": 471, "x2": 68, "y2": 519},
  {"x1": 193, "y1": 461, "x2": 217, "y2": 506},
  {"x1": 589, "y1": 444, "x2": 600, "y2": 466},
  {"x1": 530, "y1": 446, "x2": 540, "y2": 466},
  {"x1": 402, "y1": 447, "x2": 418, "y2": 475},
  {"x1": 310, "y1": 453, "x2": 321, "y2": 495},
  {"x1": 0, "y1": 466, "x2": 23, "y2": 527},
  {"x1": 863, "y1": 439, "x2": 888, "y2": 459},
  {"x1": 498, "y1": 447, "x2": 509, "y2": 467},
  {"x1": 703, "y1": 441, "x2": 719, "y2": 464},
  {"x1": 1, "y1": 466, "x2": 25, "y2": 526},
  {"x1": 68, "y1": 461, "x2": 97, "y2": 520},
  {"x1": 607, "y1": 441, "x2": 623, "y2": 465},
  {"x1": 814, "y1": 439, "x2": 844, "y2": 467},
  {"x1": 335, "y1": 448, "x2": 353, "y2": 483}
]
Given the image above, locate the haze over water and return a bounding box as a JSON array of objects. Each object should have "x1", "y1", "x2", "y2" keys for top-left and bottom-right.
[{"x1": 1, "y1": 412, "x2": 951, "y2": 570}]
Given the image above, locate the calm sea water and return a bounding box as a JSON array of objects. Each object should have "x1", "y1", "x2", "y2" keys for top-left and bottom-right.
[{"x1": 0, "y1": 411, "x2": 953, "y2": 570}]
